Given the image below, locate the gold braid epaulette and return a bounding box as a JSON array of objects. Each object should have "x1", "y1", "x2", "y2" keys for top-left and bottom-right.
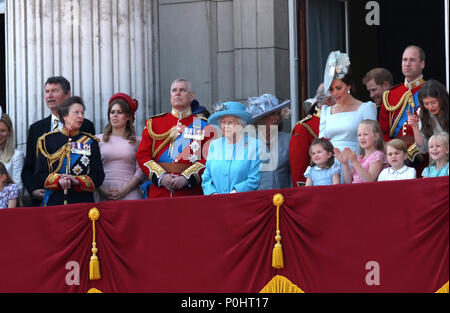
[
  {"x1": 80, "y1": 132, "x2": 101, "y2": 142},
  {"x1": 383, "y1": 90, "x2": 416, "y2": 137},
  {"x1": 293, "y1": 114, "x2": 318, "y2": 139},
  {"x1": 146, "y1": 117, "x2": 179, "y2": 158},
  {"x1": 36, "y1": 133, "x2": 71, "y2": 174},
  {"x1": 383, "y1": 89, "x2": 412, "y2": 112}
]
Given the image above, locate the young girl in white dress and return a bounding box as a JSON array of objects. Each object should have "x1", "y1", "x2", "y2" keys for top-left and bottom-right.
[
  {"x1": 304, "y1": 138, "x2": 340, "y2": 186},
  {"x1": 335, "y1": 120, "x2": 387, "y2": 183}
]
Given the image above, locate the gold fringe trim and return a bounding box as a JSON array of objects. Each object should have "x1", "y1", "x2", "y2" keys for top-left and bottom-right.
[
  {"x1": 260, "y1": 275, "x2": 305, "y2": 293},
  {"x1": 435, "y1": 282, "x2": 449, "y2": 293},
  {"x1": 87, "y1": 288, "x2": 103, "y2": 293},
  {"x1": 272, "y1": 194, "x2": 285, "y2": 269},
  {"x1": 88, "y1": 208, "x2": 101, "y2": 281}
]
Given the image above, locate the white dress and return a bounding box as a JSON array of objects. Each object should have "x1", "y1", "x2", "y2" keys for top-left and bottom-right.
[
  {"x1": 319, "y1": 101, "x2": 377, "y2": 154},
  {"x1": 319, "y1": 101, "x2": 377, "y2": 183}
]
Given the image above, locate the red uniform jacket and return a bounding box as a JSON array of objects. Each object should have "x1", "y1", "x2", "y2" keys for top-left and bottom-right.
[
  {"x1": 289, "y1": 109, "x2": 320, "y2": 186},
  {"x1": 378, "y1": 78, "x2": 425, "y2": 160},
  {"x1": 136, "y1": 109, "x2": 215, "y2": 198}
]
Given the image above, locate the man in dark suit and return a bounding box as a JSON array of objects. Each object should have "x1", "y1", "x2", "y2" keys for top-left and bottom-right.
[{"x1": 22, "y1": 76, "x2": 96, "y2": 206}]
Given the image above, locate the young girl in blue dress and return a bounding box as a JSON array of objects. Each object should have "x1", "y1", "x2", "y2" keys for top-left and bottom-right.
[
  {"x1": 0, "y1": 162, "x2": 19, "y2": 209},
  {"x1": 422, "y1": 132, "x2": 449, "y2": 177},
  {"x1": 304, "y1": 138, "x2": 340, "y2": 186}
]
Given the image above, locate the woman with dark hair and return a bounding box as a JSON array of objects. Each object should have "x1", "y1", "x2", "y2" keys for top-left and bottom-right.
[
  {"x1": 408, "y1": 79, "x2": 449, "y2": 154},
  {"x1": 0, "y1": 161, "x2": 19, "y2": 209},
  {"x1": 33, "y1": 96, "x2": 104, "y2": 206},
  {"x1": 95, "y1": 93, "x2": 145, "y2": 201},
  {"x1": 319, "y1": 51, "x2": 377, "y2": 181}
]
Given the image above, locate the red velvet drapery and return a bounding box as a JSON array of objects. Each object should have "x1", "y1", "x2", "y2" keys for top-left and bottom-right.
[{"x1": 0, "y1": 177, "x2": 448, "y2": 293}]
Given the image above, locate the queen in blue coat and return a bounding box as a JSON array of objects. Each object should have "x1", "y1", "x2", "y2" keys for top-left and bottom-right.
[{"x1": 202, "y1": 102, "x2": 261, "y2": 195}]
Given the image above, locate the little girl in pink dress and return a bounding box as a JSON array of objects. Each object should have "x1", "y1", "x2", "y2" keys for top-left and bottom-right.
[{"x1": 335, "y1": 120, "x2": 387, "y2": 183}]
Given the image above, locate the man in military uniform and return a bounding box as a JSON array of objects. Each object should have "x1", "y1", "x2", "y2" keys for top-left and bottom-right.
[
  {"x1": 137, "y1": 78, "x2": 214, "y2": 198},
  {"x1": 33, "y1": 97, "x2": 104, "y2": 206},
  {"x1": 289, "y1": 83, "x2": 335, "y2": 186},
  {"x1": 22, "y1": 76, "x2": 96, "y2": 206},
  {"x1": 378, "y1": 45, "x2": 425, "y2": 161}
]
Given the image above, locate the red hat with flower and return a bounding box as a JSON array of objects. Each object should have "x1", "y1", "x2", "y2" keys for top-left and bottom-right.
[{"x1": 109, "y1": 93, "x2": 139, "y2": 122}]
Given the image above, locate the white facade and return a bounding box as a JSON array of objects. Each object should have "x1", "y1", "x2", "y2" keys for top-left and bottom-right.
[
  {"x1": 5, "y1": 0, "x2": 290, "y2": 152},
  {"x1": 6, "y1": 0, "x2": 159, "y2": 152}
]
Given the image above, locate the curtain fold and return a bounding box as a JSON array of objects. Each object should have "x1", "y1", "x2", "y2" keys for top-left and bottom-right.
[{"x1": 0, "y1": 177, "x2": 448, "y2": 293}]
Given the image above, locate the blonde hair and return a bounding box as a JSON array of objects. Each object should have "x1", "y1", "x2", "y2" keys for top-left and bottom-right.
[
  {"x1": 384, "y1": 139, "x2": 407, "y2": 154},
  {"x1": 358, "y1": 119, "x2": 384, "y2": 157},
  {"x1": 0, "y1": 114, "x2": 16, "y2": 164},
  {"x1": 428, "y1": 132, "x2": 449, "y2": 166}
]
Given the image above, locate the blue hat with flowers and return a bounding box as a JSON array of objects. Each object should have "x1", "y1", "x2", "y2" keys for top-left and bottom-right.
[
  {"x1": 208, "y1": 101, "x2": 253, "y2": 126},
  {"x1": 323, "y1": 51, "x2": 351, "y2": 92},
  {"x1": 246, "y1": 94, "x2": 291, "y2": 121}
]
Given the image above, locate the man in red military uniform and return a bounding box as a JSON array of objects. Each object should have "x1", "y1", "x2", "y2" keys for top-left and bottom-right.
[
  {"x1": 378, "y1": 45, "x2": 426, "y2": 162},
  {"x1": 137, "y1": 78, "x2": 214, "y2": 198},
  {"x1": 289, "y1": 83, "x2": 335, "y2": 186}
]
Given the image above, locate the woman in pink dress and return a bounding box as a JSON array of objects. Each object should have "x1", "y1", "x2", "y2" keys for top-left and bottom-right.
[{"x1": 95, "y1": 93, "x2": 145, "y2": 202}]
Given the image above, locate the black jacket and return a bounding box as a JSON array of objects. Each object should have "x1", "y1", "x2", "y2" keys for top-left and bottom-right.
[
  {"x1": 33, "y1": 127, "x2": 104, "y2": 206},
  {"x1": 22, "y1": 115, "x2": 95, "y2": 206}
]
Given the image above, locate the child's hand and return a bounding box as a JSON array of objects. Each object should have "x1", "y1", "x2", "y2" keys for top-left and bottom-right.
[
  {"x1": 407, "y1": 111, "x2": 419, "y2": 128},
  {"x1": 343, "y1": 148, "x2": 357, "y2": 164},
  {"x1": 334, "y1": 148, "x2": 347, "y2": 163}
]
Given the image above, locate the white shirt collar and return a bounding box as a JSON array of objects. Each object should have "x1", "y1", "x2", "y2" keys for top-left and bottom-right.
[
  {"x1": 388, "y1": 165, "x2": 409, "y2": 174},
  {"x1": 404, "y1": 75, "x2": 424, "y2": 90}
]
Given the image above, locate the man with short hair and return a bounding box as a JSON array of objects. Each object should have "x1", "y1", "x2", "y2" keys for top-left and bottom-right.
[
  {"x1": 378, "y1": 45, "x2": 426, "y2": 162},
  {"x1": 362, "y1": 68, "x2": 393, "y2": 117},
  {"x1": 22, "y1": 76, "x2": 96, "y2": 206},
  {"x1": 136, "y1": 78, "x2": 214, "y2": 198}
]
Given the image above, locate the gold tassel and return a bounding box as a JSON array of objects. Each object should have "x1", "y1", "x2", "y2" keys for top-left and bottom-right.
[
  {"x1": 272, "y1": 194, "x2": 285, "y2": 269},
  {"x1": 88, "y1": 208, "x2": 101, "y2": 280}
]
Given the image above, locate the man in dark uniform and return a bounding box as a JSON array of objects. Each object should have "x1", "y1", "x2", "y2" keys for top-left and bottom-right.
[
  {"x1": 22, "y1": 76, "x2": 96, "y2": 206},
  {"x1": 136, "y1": 78, "x2": 214, "y2": 198},
  {"x1": 33, "y1": 97, "x2": 104, "y2": 206}
]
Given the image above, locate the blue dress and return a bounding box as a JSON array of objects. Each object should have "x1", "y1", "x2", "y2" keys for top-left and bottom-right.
[
  {"x1": 304, "y1": 162, "x2": 340, "y2": 186},
  {"x1": 319, "y1": 101, "x2": 377, "y2": 182},
  {"x1": 319, "y1": 101, "x2": 377, "y2": 154},
  {"x1": 202, "y1": 135, "x2": 261, "y2": 195},
  {"x1": 422, "y1": 162, "x2": 449, "y2": 177}
]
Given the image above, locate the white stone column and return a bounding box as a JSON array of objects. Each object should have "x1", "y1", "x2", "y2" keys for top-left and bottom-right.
[{"x1": 6, "y1": 0, "x2": 159, "y2": 152}]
